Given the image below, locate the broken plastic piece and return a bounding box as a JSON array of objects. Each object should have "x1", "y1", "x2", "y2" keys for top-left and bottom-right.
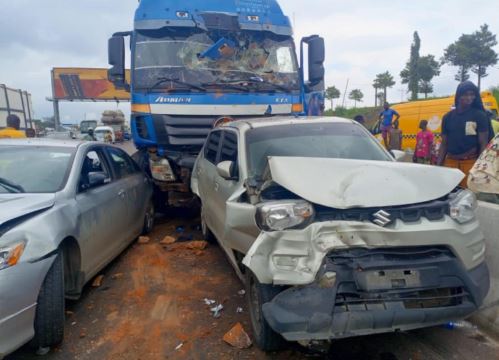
[
  {"x1": 175, "y1": 342, "x2": 184, "y2": 351},
  {"x1": 210, "y1": 304, "x2": 224, "y2": 318},
  {"x1": 237, "y1": 289, "x2": 246, "y2": 296},
  {"x1": 203, "y1": 298, "x2": 216, "y2": 305},
  {"x1": 36, "y1": 347, "x2": 50, "y2": 356},
  {"x1": 236, "y1": 307, "x2": 243, "y2": 313}
]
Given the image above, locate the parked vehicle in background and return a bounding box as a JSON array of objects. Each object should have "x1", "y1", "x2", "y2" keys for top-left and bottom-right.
[
  {"x1": 192, "y1": 117, "x2": 490, "y2": 351},
  {"x1": 101, "y1": 110, "x2": 125, "y2": 142},
  {"x1": 0, "y1": 84, "x2": 35, "y2": 135},
  {"x1": 79, "y1": 120, "x2": 98, "y2": 135},
  {"x1": 94, "y1": 126, "x2": 116, "y2": 143},
  {"x1": 107, "y1": 0, "x2": 325, "y2": 210},
  {"x1": 0, "y1": 139, "x2": 154, "y2": 358},
  {"x1": 372, "y1": 91, "x2": 499, "y2": 151}
]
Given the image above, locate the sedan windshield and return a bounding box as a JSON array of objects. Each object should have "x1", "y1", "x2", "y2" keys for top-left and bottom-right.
[
  {"x1": 246, "y1": 123, "x2": 392, "y2": 178},
  {"x1": 0, "y1": 146, "x2": 74, "y2": 193},
  {"x1": 134, "y1": 28, "x2": 299, "y2": 92}
]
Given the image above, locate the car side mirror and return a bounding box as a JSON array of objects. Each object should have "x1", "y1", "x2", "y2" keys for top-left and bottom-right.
[
  {"x1": 304, "y1": 36, "x2": 325, "y2": 85},
  {"x1": 88, "y1": 172, "x2": 108, "y2": 188},
  {"x1": 390, "y1": 150, "x2": 406, "y2": 162},
  {"x1": 217, "y1": 161, "x2": 237, "y2": 180},
  {"x1": 108, "y1": 35, "x2": 129, "y2": 91}
]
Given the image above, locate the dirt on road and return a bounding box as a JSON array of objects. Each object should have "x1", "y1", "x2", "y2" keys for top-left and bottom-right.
[{"x1": 9, "y1": 214, "x2": 499, "y2": 360}]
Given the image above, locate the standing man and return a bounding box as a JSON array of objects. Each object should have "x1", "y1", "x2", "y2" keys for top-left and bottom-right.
[
  {"x1": 437, "y1": 81, "x2": 490, "y2": 187},
  {"x1": 379, "y1": 102, "x2": 400, "y2": 148},
  {"x1": 413, "y1": 120, "x2": 434, "y2": 164},
  {"x1": 0, "y1": 114, "x2": 27, "y2": 138}
]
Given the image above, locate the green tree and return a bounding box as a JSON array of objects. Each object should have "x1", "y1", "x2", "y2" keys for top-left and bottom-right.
[
  {"x1": 325, "y1": 86, "x2": 341, "y2": 110},
  {"x1": 442, "y1": 34, "x2": 474, "y2": 82},
  {"x1": 374, "y1": 71, "x2": 396, "y2": 103},
  {"x1": 418, "y1": 55, "x2": 441, "y2": 98},
  {"x1": 348, "y1": 89, "x2": 364, "y2": 108},
  {"x1": 470, "y1": 24, "x2": 498, "y2": 90},
  {"x1": 419, "y1": 81, "x2": 434, "y2": 98},
  {"x1": 400, "y1": 31, "x2": 421, "y2": 100}
]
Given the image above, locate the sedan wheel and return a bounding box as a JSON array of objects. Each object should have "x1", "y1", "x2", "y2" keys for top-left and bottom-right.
[
  {"x1": 201, "y1": 206, "x2": 216, "y2": 244},
  {"x1": 142, "y1": 200, "x2": 155, "y2": 235},
  {"x1": 31, "y1": 251, "x2": 65, "y2": 349}
]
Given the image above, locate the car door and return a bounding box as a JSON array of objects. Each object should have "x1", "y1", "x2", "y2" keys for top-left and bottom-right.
[
  {"x1": 196, "y1": 130, "x2": 223, "y2": 232},
  {"x1": 75, "y1": 147, "x2": 126, "y2": 277},
  {"x1": 210, "y1": 130, "x2": 241, "y2": 243},
  {"x1": 105, "y1": 146, "x2": 146, "y2": 242}
]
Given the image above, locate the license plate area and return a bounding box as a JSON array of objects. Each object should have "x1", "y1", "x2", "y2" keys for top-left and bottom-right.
[{"x1": 355, "y1": 268, "x2": 438, "y2": 291}]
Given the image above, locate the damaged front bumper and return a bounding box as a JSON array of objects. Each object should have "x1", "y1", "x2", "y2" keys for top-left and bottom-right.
[{"x1": 242, "y1": 218, "x2": 490, "y2": 341}]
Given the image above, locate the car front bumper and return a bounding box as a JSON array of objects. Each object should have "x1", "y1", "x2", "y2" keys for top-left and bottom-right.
[
  {"x1": 0, "y1": 258, "x2": 53, "y2": 358},
  {"x1": 262, "y1": 247, "x2": 490, "y2": 341}
]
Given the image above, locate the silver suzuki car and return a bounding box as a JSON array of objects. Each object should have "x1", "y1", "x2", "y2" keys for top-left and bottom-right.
[
  {"x1": 192, "y1": 117, "x2": 490, "y2": 351},
  {"x1": 0, "y1": 139, "x2": 154, "y2": 358}
]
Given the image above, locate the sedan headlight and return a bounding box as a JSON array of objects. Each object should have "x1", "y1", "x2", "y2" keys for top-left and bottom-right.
[
  {"x1": 0, "y1": 241, "x2": 26, "y2": 270},
  {"x1": 449, "y1": 189, "x2": 477, "y2": 224},
  {"x1": 256, "y1": 200, "x2": 314, "y2": 231}
]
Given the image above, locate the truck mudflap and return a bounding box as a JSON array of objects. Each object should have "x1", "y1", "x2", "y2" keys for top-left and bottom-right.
[{"x1": 261, "y1": 247, "x2": 490, "y2": 342}]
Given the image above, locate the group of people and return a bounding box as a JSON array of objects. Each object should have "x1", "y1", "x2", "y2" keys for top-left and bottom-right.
[{"x1": 377, "y1": 81, "x2": 499, "y2": 200}]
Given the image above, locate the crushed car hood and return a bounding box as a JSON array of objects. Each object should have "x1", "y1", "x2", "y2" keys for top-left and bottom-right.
[
  {"x1": 0, "y1": 194, "x2": 55, "y2": 226},
  {"x1": 268, "y1": 157, "x2": 464, "y2": 209}
]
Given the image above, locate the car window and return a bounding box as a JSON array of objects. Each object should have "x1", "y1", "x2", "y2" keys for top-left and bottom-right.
[
  {"x1": 79, "y1": 149, "x2": 111, "y2": 192},
  {"x1": 107, "y1": 147, "x2": 137, "y2": 179},
  {"x1": 204, "y1": 131, "x2": 222, "y2": 164},
  {"x1": 219, "y1": 131, "x2": 238, "y2": 164}
]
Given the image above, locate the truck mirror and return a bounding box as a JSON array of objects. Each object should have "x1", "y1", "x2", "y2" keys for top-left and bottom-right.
[
  {"x1": 306, "y1": 36, "x2": 325, "y2": 85},
  {"x1": 108, "y1": 36, "x2": 128, "y2": 90}
]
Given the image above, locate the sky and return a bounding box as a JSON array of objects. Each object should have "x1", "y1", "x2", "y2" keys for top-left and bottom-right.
[{"x1": 1, "y1": 0, "x2": 499, "y2": 123}]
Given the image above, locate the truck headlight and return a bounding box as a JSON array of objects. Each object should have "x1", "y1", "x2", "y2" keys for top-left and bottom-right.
[
  {"x1": 0, "y1": 241, "x2": 26, "y2": 271},
  {"x1": 449, "y1": 189, "x2": 477, "y2": 224},
  {"x1": 256, "y1": 200, "x2": 314, "y2": 231},
  {"x1": 149, "y1": 158, "x2": 176, "y2": 182}
]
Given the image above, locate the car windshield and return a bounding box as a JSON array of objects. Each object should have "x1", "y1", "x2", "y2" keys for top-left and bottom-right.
[
  {"x1": 0, "y1": 146, "x2": 74, "y2": 193},
  {"x1": 134, "y1": 28, "x2": 299, "y2": 92},
  {"x1": 246, "y1": 122, "x2": 392, "y2": 178}
]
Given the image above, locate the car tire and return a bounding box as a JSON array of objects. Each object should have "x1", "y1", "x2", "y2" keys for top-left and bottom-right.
[
  {"x1": 30, "y1": 251, "x2": 65, "y2": 349},
  {"x1": 245, "y1": 271, "x2": 286, "y2": 352},
  {"x1": 142, "y1": 200, "x2": 155, "y2": 235},
  {"x1": 201, "y1": 206, "x2": 217, "y2": 244}
]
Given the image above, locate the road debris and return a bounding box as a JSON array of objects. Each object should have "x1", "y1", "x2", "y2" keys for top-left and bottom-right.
[
  {"x1": 65, "y1": 310, "x2": 74, "y2": 317},
  {"x1": 138, "y1": 236, "x2": 150, "y2": 244},
  {"x1": 223, "y1": 322, "x2": 252, "y2": 349},
  {"x1": 111, "y1": 273, "x2": 124, "y2": 280},
  {"x1": 186, "y1": 240, "x2": 208, "y2": 250},
  {"x1": 160, "y1": 235, "x2": 176, "y2": 245},
  {"x1": 237, "y1": 289, "x2": 246, "y2": 296},
  {"x1": 210, "y1": 304, "x2": 224, "y2": 318},
  {"x1": 203, "y1": 298, "x2": 216, "y2": 305},
  {"x1": 175, "y1": 342, "x2": 184, "y2": 351},
  {"x1": 36, "y1": 347, "x2": 50, "y2": 356},
  {"x1": 236, "y1": 307, "x2": 243, "y2": 313},
  {"x1": 92, "y1": 275, "x2": 104, "y2": 287}
]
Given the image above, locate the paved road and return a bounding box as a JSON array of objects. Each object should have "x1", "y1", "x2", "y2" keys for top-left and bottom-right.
[{"x1": 8, "y1": 212, "x2": 499, "y2": 360}]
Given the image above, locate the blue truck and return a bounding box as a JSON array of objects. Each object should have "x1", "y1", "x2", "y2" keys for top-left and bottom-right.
[{"x1": 108, "y1": 0, "x2": 325, "y2": 209}]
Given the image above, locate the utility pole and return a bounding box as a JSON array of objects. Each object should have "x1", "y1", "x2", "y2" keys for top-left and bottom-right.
[{"x1": 341, "y1": 78, "x2": 349, "y2": 108}]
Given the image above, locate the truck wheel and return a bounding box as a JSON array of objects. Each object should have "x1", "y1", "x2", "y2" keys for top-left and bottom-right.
[
  {"x1": 30, "y1": 251, "x2": 65, "y2": 349},
  {"x1": 245, "y1": 271, "x2": 286, "y2": 352},
  {"x1": 142, "y1": 200, "x2": 155, "y2": 235},
  {"x1": 201, "y1": 206, "x2": 216, "y2": 244}
]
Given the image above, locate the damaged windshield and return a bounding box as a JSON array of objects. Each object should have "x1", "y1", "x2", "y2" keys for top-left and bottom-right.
[
  {"x1": 246, "y1": 123, "x2": 392, "y2": 178},
  {"x1": 133, "y1": 28, "x2": 299, "y2": 92}
]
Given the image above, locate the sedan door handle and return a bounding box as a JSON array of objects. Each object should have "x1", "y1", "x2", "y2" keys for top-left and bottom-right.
[
  {"x1": 214, "y1": 182, "x2": 219, "y2": 192},
  {"x1": 118, "y1": 189, "x2": 126, "y2": 198}
]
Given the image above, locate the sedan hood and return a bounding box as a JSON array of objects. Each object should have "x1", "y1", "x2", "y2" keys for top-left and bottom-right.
[
  {"x1": 268, "y1": 157, "x2": 464, "y2": 209},
  {"x1": 0, "y1": 194, "x2": 55, "y2": 226}
]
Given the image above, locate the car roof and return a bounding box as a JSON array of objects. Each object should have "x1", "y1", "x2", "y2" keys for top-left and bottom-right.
[
  {"x1": 0, "y1": 138, "x2": 83, "y2": 148},
  {"x1": 95, "y1": 126, "x2": 113, "y2": 131},
  {"x1": 223, "y1": 116, "x2": 356, "y2": 130}
]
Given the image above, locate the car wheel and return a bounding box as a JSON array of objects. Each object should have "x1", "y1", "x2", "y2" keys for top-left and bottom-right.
[
  {"x1": 142, "y1": 200, "x2": 155, "y2": 235},
  {"x1": 201, "y1": 206, "x2": 216, "y2": 244},
  {"x1": 30, "y1": 251, "x2": 65, "y2": 349},
  {"x1": 245, "y1": 271, "x2": 286, "y2": 352}
]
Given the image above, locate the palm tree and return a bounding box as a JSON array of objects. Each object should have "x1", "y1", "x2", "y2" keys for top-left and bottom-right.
[
  {"x1": 374, "y1": 71, "x2": 396, "y2": 104},
  {"x1": 348, "y1": 89, "x2": 364, "y2": 108},
  {"x1": 325, "y1": 86, "x2": 341, "y2": 110}
]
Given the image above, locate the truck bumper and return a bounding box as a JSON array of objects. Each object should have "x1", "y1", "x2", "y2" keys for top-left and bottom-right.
[{"x1": 262, "y1": 247, "x2": 490, "y2": 341}]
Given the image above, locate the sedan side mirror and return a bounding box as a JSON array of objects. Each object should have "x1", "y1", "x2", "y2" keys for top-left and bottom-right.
[
  {"x1": 390, "y1": 150, "x2": 407, "y2": 162},
  {"x1": 217, "y1": 161, "x2": 237, "y2": 180},
  {"x1": 88, "y1": 172, "x2": 108, "y2": 188}
]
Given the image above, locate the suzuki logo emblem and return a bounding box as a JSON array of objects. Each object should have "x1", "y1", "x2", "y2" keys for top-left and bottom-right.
[{"x1": 372, "y1": 210, "x2": 392, "y2": 227}]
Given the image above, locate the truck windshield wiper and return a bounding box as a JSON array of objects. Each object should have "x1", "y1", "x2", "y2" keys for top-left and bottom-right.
[
  {"x1": 227, "y1": 76, "x2": 291, "y2": 92},
  {"x1": 202, "y1": 81, "x2": 251, "y2": 92},
  {"x1": 146, "y1": 77, "x2": 206, "y2": 93},
  {"x1": 0, "y1": 177, "x2": 25, "y2": 193}
]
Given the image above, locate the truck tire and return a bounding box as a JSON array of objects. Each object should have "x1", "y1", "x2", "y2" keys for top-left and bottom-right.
[
  {"x1": 245, "y1": 271, "x2": 286, "y2": 352},
  {"x1": 142, "y1": 200, "x2": 155, "y2": 234},
  {"x1": 30, "y1": 251, "x2": 65, "y2": 349}
]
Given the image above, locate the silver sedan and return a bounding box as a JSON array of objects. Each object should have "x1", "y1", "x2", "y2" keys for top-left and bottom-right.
[{"x1": 0, "y1": 139, "x2": 154, "y2": 358}]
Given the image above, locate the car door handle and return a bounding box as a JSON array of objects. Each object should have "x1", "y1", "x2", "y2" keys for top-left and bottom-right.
[
  {"x1": 118, "y1": 189, "x2": 126, "y2": 198},
  {"x1": 214, "y1": 182, "x2": 219, "y2": 192}
]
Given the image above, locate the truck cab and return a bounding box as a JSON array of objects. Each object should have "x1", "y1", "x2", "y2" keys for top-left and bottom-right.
[{"x1": 107, "y1": 0, "x2": 325, "y2": 209}]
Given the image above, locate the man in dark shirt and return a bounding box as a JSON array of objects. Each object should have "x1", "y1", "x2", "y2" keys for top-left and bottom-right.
[{"x1": 437, "y1": 81, "x2": 490, "y2": 187}]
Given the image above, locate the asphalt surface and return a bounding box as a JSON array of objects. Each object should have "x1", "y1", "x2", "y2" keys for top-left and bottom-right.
[{"x1": 7, "y1": 141, "x2": 499, "y2": 359}]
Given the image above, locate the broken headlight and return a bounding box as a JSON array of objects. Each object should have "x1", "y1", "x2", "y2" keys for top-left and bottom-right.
[
  {"x1": 256, "y1": 200, "x2": 314, "y2": 231},
  {"x1": 449, "y1": 189, "x2": 477, "y2": 224}
]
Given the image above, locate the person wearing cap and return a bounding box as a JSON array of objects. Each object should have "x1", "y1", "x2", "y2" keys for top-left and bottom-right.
[
  {"x1": 437, "y1": 81, "x2": 490, "y2": 187},
  {"x1": 0, "y1": 114, "x2": 27, "y2": 138}
]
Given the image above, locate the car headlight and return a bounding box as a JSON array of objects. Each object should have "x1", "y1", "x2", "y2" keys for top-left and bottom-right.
[
  {"x1": 256, "y1": 200, "x2": 314, "y2": 231},
  {"x1": 449, "y1": 189, "x2": 477, "y2": 224},
  {"x1": 0, "y1": 241, "x2": 26, "y2": 270}
]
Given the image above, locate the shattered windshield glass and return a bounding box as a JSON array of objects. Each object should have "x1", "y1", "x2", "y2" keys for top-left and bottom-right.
[{"x1": 133, "y1": 28, "x2": 299, "y2": 92}]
